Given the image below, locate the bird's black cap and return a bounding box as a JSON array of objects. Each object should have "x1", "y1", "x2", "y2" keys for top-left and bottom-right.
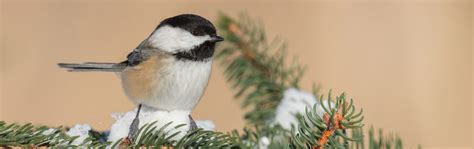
[{"x1": 157, "y1": 14, "x2": 218, "y2": 37}]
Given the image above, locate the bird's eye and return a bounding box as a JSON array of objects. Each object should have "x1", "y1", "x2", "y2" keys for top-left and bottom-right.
[{"x1": 192, "y1": 30, "x2": 201, "y2": 36}]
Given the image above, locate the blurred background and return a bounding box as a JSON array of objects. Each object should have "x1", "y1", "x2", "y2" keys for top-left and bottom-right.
[{"x1": 0, "y1": 0, "x2": 472, "y2": 148}]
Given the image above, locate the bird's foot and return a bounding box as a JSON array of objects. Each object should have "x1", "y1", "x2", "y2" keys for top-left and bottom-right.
[
  {"x1": 189, "y1": 115, "x2": 198, "y2": 131},
  {"x1": 127, "y1": 104, "x2": 142, "y2": 141},
  {"x1": 127, "y1": 117, "x2": 140, "y2": 141}
]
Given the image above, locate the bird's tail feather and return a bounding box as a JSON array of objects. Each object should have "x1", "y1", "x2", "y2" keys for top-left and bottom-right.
[{"x1": 58, "y1": 62, "x2": 126, "y2": 72}]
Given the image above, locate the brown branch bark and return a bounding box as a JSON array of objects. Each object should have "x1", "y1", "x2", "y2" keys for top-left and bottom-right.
[
  {"x1": 314, "y1": 112, "x2": 345, "y2": 149},
  {"x1": 227, "y1": 23, "x2": 272, "y2": 77}
]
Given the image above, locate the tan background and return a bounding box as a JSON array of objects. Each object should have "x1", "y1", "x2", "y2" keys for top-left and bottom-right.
[{"x1": 0, "y1": 0, "x2": 472, "y2": 148}]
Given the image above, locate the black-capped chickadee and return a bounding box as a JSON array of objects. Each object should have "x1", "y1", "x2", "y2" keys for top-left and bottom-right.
[{"x1": 58, "y1": 14, "x2": 224, "y2": 140}]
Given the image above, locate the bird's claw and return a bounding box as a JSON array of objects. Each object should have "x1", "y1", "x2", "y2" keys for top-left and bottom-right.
[
  {"x1": 189, "y1": 115, "x2": 198, "y2": 131},
  {"x1": 127, "y1": 104, "x2": 142, "y2": 141}
]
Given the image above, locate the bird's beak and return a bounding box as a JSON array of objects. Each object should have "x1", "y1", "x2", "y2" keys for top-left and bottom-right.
[{"x1": 210, "y1": 35, "x2": 224, "y2": 42}]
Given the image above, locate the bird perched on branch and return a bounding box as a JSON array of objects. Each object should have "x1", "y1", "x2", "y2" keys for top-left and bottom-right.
[{"x1": 58, "y1": 14, "x2": 224, "y2": 140}]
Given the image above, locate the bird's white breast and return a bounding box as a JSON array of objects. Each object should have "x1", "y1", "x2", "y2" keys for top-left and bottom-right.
[{"x1": 143, "y1": 60, "x2": 212, "y2": 111}]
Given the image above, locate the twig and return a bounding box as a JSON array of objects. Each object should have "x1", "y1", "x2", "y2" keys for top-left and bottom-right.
[
  {"x1": 227, "y1": 23, "x2": 272, "y2": 76},
  {"x1": 314, "y1": 112, "x2": 345, "y2": 149}
]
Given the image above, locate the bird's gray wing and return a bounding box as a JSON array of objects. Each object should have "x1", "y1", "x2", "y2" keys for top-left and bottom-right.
[
  {"x1": 125, "y1": 49, "x2": 145, "y2": 67},
  {"x1": 124, "y1": 39, "x2": 158, "y2": 67}
]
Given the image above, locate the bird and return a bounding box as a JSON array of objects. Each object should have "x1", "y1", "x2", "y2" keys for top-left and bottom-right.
[{"x1": 58, "y1": 14, "x2": 224, "y2": 140}]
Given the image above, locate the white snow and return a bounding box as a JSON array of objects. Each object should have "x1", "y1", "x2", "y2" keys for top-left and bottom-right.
[
  {"x1": 41, "y1": 128, "x2": 56, "y2": 136},
  {"x1": 273, "y1": 88, "x2": 334, "y2": 130},
  {"x1": 195, "y1": 120, "x2": 215, "y2": 131},
  {"x1": 258, "y1": 136, "x2": 270, "y2": 149},
  {"x1": 66, "y1": 124, "x2": 92, "y2": 145},
  {"x1": 107, "y1": 106, "x2": 192, "y2": 143},
  {"x1": 273, "y1": 88, "x2": 317, "y2": 130}
]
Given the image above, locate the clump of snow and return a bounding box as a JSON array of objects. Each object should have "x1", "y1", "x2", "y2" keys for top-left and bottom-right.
[
  {"x1": 66, "y1": 124, "x2": 92, "y2": 145},
  {"x1": 41, "y1": 128, "x2": 56, "y2": 136},
  {"x1": 107, "y1": 106, "x2": 192, "y2": 143},
  {"x1": 273, "y1": 88, "x2": 334, "y2": 130},
  {"x1": 273, "y1": 88, "x2": 317, "y2": 130},
  {"x1": 258, "y1": 136, "x2": 270, "y2": 149},
  {"x1": 195, "y1": 120, "x2": 215, "y2": 131}
]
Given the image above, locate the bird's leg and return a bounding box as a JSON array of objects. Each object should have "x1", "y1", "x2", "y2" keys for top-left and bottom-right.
[
  {"x1": 127, "y1": 104, "x2": 142, "y2": 141},
  {"x1": 188, "y1": 115, "x2": 198, "y2": 131}
]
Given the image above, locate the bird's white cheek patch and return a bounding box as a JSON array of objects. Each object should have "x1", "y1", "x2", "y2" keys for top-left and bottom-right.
[{"x1": 149, "y1": 25, "x2": 210, "y2": 53}]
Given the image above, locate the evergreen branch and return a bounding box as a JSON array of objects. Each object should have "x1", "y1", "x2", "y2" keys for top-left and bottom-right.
[
  {"x1": 0, "y1": 121, "x2": 81, "y2": 148},
  {"x1": 0, "y1": 121, "x2": 239, "y2": 148},
  {"x1": 115, "y1": 122, "x2": 238, "y2": 148},
  {"x1": 368, "y1": 127, "x2": 403, "y2": 149},
  {"x1": 0, "y1": 105, "x2": 404, "y2": 149},
  {"x1": 290, "y1": 91, "x2": 364, "y2": 149},
  {"x1": 216, "y1": 13, "x2": 305, "y2": 126}
]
